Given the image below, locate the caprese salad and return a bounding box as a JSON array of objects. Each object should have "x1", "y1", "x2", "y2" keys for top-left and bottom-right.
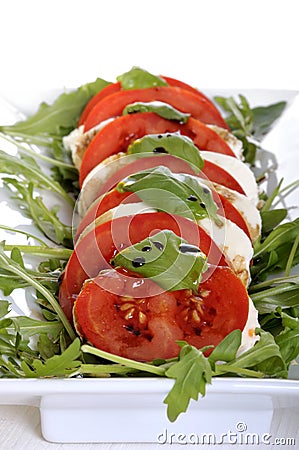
[
  {"x1": 0, "y1": 67, "x2": 298, "y2": 422},
  {"x1": 60, "y1": 67, "x2": 261, "y2": 360}
]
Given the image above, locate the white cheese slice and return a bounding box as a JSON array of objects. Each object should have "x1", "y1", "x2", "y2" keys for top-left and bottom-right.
[
  {"x1": 198, "y1": 216, "x2": 253, "y2": 287},
  {"x1": 63, "y1": 118, "x2": 115, "y2": 169},
  {"x1": 65, "y1": 106, "x2": 243, "y2": 169},
  {"x1": 200, "y1": 151, "x2": 259, "y2": 205},
  {"x1": 78, "y1": 202, "x2": 253, "y2": 287},
  {"x1": 77, "y1": 152, "x2": 133, "y2": 217},
  {"x1": 238, "y1": 297, "x2": 260, "y2": 355},
  {"x1": 208, "y1": 124, "x2": 243, "y2": 159},
  {"x1": 202, "y1": 180, "x2": 261, "y2": 242}
]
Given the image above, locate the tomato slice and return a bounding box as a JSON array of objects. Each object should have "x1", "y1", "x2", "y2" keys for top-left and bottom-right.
[
  {"x1": 75, "y1": 183, "x2": 250, "y2": 243},
  {"x1": 79, "y1": 112, "x2": 235, "y2": 186},
  {"x1": 60, "y1": 212, "x2": 228, "y2": 320},
  {"x1": 78, "y1": 82, "x2": 121, "y2": 126},
  {"x1": 78, "y1": 153, "x2": 245, "y2": 220},
  {"x1": 83, "y1": 85, "x2": 228, "y2": 131},
  {"x1": 73, "y1": 265, "x2": 249, "y2": 361},
  {"x1": 78, "y1": 75, "x2": 224, "y2": 128}
]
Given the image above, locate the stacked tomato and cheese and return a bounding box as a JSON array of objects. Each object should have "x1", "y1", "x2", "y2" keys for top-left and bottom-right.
[{"x1": 59, "y1": 69, "x2": 261, "y2": 361}]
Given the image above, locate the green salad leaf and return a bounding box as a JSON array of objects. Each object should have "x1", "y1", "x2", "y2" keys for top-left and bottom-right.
[
  {"x1": 214, "y1": 95, "x2": 287, "y2": 165},
  {"x1": 127, "y1": 132, "x2": 204, "y2": 173},
  {"x1": 164, "y1": 342, "x2": 213, "y2": 422},
  {"x1": 111, "y1": 229, "x2": 207, "y2": 293},
  {"x1": 0, "y1": 71, "x2": 297, "y2": 422},
  {"x1": 116, "y1": 165, "x2": 221, "y2": 225},
  {"x1": 117, "y1": 66, "x2": 168, "y2": 90},
  {"x1": 123, "y1": 101, "x2": 190, "y2": 123},
  {"x1": 0, "y1": 77, "x2": 110, "y2": 141}
]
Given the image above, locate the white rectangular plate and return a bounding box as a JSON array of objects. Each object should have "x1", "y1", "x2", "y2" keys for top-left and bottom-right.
[{"x1": 0, "y1": 88, "x2": 298, "y2": 444}]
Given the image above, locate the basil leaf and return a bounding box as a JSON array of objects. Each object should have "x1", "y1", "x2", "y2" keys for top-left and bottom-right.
[
  {"x1": 0, "y1": 77, "x2": 109, "y2": 138},
  {"x1": 116, "y1": 166, "x2": 221, "y2": 225},
  {"x1": 123, "y1": 101, "x2": 190, "y2": 123},
  {"x1": 111, "y1": 230, "x2": 207, "y2": 293},
  {"x1": 127, "y1": 132, "x2": 204, "y2": 173},
  {"x1": 117, "y1": 66, "x2": 167, "y2": 90}
]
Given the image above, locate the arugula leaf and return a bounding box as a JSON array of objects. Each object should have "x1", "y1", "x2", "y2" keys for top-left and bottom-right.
[
  {"x1": 111, "y1": 230, "x2": 207, "y2": 293},
  {"x1": 251, "y1": 218, "x2": 299, "y2": 281},
  {"x1": 254, "y1": 218, "x2": 299, "y2": 257},
  {"x1": 0, "y1": 78, "x2": 110, "y2": 140},
  {"x1": 215, "y1": 330, "x2": 287, "y2": 378},
  {"x1": 275, "y1": 311, "x2": 299, "y2": 366},
  {"x1": 250, "y1": 275, "x2": 299, "y2": 314},
  {"x1": 0, "y1": 150, "x2": 74, "y2": 206},
  {"x1": 0, "y1": 300, "x2": 10, "y2": 319},
  {"x1": 260, "y1": 209, "x2": 288, "y2": 235},
  {"x1": 117, "y1": 67, "x2": 167, "y2": 90},
  {"x1": 123, "y1": 101, "x2": 190, "y2": 123},
  {"x1": 9, "y1": 316, "x2": 63, "y2": 340},
  {"x1": 214, "y1": 95, "x2": 287, "y2": 165},
  {"x1": 0, "y1": 299, "x2": 67, "y2": 378},
  {"x1": 21, "y1": 338, "x2": 81, "y2": 378},
  {"x1": 164, "y1": 342, "x2": 212, "y2": 422},
  {"x1": 81, "y1": 344, "x2": 166, "y2": 376},
  {"x1": 208, "y1": 329, "x2": 242, "y2": 364},
  {"x1": 3, "y1": 178, "x2": 73, "y2": 247},
  {"x1": 0, "y1": 242, "x2": 75, "y2": 340},
  {"x1": 214, "y1": 95, "x2": 253, "y2": 136}
]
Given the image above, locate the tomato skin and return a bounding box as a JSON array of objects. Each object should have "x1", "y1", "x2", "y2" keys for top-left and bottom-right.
[
  {"x1": 60, "y1": 212, "x2": 228, "y2": 321},
  {"x1": 83, "y1": 85, "x2": 227, "y2": 132},
  {"x1": 74, "y1": 266, "x2": 249, "y2": 361},
  {"x1": 75, "y1": 182, "x2": 250, "y2": 243},
  {"x1": 79, "y1": 112, "x2": 235, "y2": 186},
  {"x1": 78, "y1": 82, "x2": 121, "y2": 125},
  {"x1": 78, "y1": 75, "x2": 226, "y2": 128}
]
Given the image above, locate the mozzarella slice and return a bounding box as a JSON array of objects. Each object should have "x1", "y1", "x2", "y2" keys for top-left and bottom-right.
[
  {"x1": 78, "y1": 202, "x2": 253, "y2": 287},
  {"x1": 63, "y1": 118, "x2": 115, "y2": 169},
  {"x1": 208, "y1": 124, "x2": 243, "y2": 159},
  {"x1": 77, "y1": 152, "x2": 133, "y2": 217},
  {"x1": 238, "y1": 297, "x2": 260, "y2": 355},
  {"x1": 202, "y1": 180, "x2": 261, "y2": 242},
  {"x1": 198, "y1": 216, "x2": 253, "y2": 287},
  {"x1": 64, "y1": 104, "x2": 243, "y2": 169},
  {"x1": 200, "y1": 151, "x2": 259, "y2": 205}
]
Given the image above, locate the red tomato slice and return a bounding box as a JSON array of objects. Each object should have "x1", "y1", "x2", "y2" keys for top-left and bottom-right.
[
  {"x1": 78, "y1": 75, "x2": 223, "y2": 127},
  {"x1": 78, "y1": 154, "x2": 245, "y2": 221},
  {"x1": 75, "y1": 184, "x2": 250, "y2": 243},
  {"x1": 83, "y1": 85, "x2": 228, "y2": 131},
  {"x1": 73, "y1": 265, "x2": 249, "y2": 361},
  {"x1": 60, "y1": 212, "x2": 228, "y2": 320},
  {"x1": 78, "y1": 82, "x2": 121, "y2": 126},
  {"x1": 79, "y1": 112, "x2": 235, "y2": 186}
]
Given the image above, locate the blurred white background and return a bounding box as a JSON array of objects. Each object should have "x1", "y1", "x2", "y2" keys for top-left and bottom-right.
[{"x1": 0, "y1": 0, "x2": 298, "y2": 112}]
